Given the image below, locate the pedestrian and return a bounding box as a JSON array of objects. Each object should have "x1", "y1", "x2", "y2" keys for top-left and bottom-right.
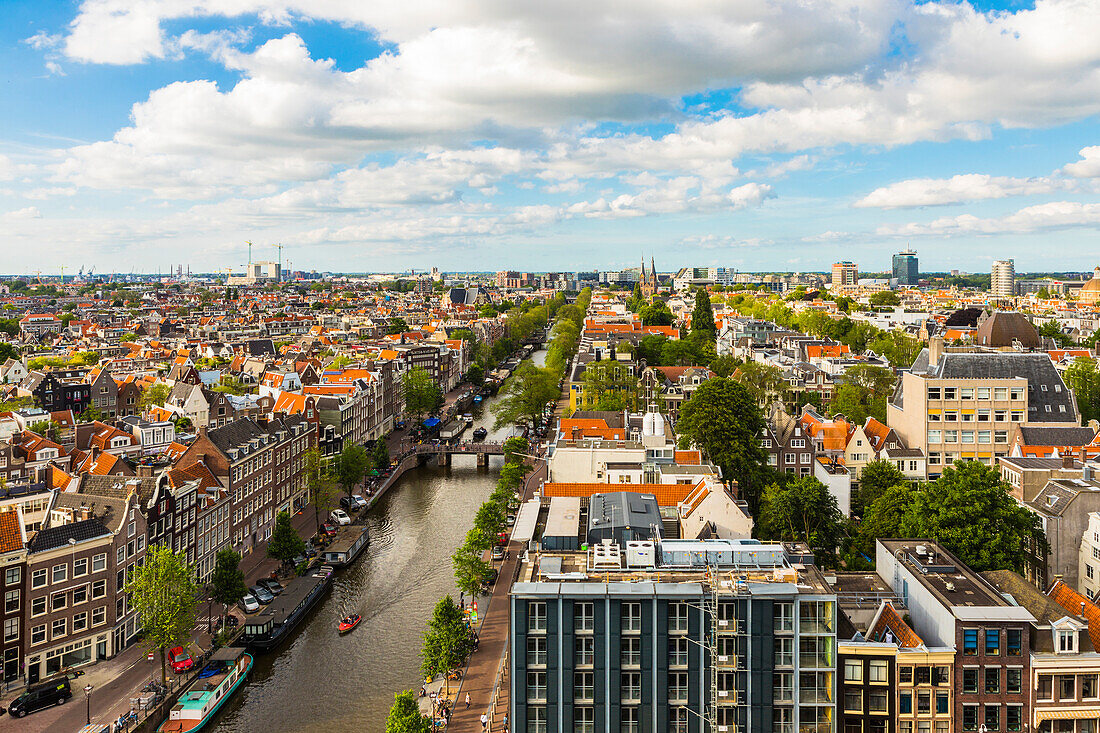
[
  {"x1": 481, "y1": 712, "x2": 488, "y2": 731},
  {"x1": 465, "y1": 691, "x2": 471, "y2": 709}
]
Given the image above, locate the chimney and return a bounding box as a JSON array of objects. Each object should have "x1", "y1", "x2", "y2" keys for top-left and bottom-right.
[
  {"x1": 1064, "y1": 453, "x2": 1076, "y2": 469},
  {"x1": 928, "y1": 336, "x2": 944, "y2": 366},
  {"x1": 137, "y1": 464, "x2": 154, "y2": 479}
]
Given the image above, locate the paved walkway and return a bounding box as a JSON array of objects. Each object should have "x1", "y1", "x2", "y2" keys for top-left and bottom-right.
[{"x1": 446, "y1": 458, "x2": 546, "y2": 733}]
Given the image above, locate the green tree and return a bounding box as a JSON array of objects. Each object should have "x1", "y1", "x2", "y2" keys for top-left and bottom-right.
[
  {"x1": 691, "y1": 289, "x2": 716, "y2": 339},
  {"x1": 901, "y1": 461, "x2": 1048, "y2": 574},
  {"x1": 733, "y1": 361, "x2": 781, "y2": 407},
  {"x1": 0, "y1": 343, "x2": 19, "y2": 361},
  {"x1": 1038, "y1": 320, "x2": 1073, "y2": 348},
  {"x1": 758, "y1": 477, "x2": 846, "y2": 565},
  {"x1": 267, "y1": 510, "x2": 307, "y2": 569},
  {"x1": 853, "y1": 459, "x2": 909, "y2": 518},
  {"x1": 210, "y1": 549, "x2": 248, "y2": 627},
  {"x1": 403, "y1": 367, "x2": 442, "y2": 425},
  {"x1": 68, "y1": 350, "x2": 101, "y2": 366},
  {"x1": 387, "y1": 317, "x2": 409, "y2": 335},
  {"x1": 464, "y1": 363, "x2": 484, "y2": 386},
  {"x1": 28, "y1": 419, "x2": 56, "y2": 440},
  {"x1": 868, "y1": 291, "x2": 901, "y2": 307},
  {"x1": 305, "y1": 447, "x2": 338, "y2": 534},
  {"x1": 709, "y1": 355, "x2": 741, "y2": 378},
  {"x1": 503, "y1": 436, "x2": 529, "y2": 464},
  {"x1": 580, "y1": 361, "x2": 639, "y2": 411},
  {"x1": 638, "y1": 301, "x2": 674, "y2": 326},
  {"x1": 372, "y1": 439, "x2": 390, "y2": 472},
  {"x1": 491, "y1": 362, "x2": 558, "y2": 431},
  {"x1": 77, "y1": 404, "x2": 104, "y2": 423},
  {"x1": 124, "y1": 545, "x2": 198, "y2": 683},
  {"x1": 386, "y1": 690, "x2": 432, "y2": 733},
  {"x1": 470, "y1": 501, "x2": 506, "y2": 550},
  {"x1": 1036, "y1": 287, "x2": 1051, "y2": 299},
  {"x1": 857, "y1": 483, "x2": 917, "y2": 555},
  {"x1": 141, "y1": 382, "x2": 172, "y2": 411},
  {"x1": 452, "y1": 543, "x2": 494, "y2": 597},
  {"x1": 334, "y1": 443, "x2": 370, "y2": 496},
  {"x1": 1065, "y1": 356, "x2": 1100, "y2": 424},
  {"x1": 420, "y1": 596, "x2": 471, "y2": 695},
  {"x1": 676, "y1": 378, "x2": 768, "y2": 511}
]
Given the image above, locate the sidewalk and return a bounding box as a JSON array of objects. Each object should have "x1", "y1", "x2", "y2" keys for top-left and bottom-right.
[{"x1": 446, "y1": 458, "x2": 546, "y2": 733}]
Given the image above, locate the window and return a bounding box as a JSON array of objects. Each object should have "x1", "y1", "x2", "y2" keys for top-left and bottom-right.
[
  {"x1": 3, "y1": 589, "x2": 18, "y2": 613},
  {"x1": 869, "y1": 660, "x2": 888, "y2": 683},
  {"x1": 985, "y1": 667, "x2": 1000, "y2": 694},
  {"x1": 963, "y1": 668, "x2": 978, "y2": 693},
  {"x1": 1007, "y1": 668, "x2": 1022, "y2": 694},
  {"x1": 899, "y1": 666, "x2": 913, "y2": 685},
  {"x1": 31, "y1": 568, "x2": 47, "y2": 588},
  {"x1": 773, "y1": 671, "x2": 793, "y2": 703},
  {"x1": 928, "y1": 387, "x2": 941, "y2": 400},
  {"x1": 995, "y1": 430, "x2": 1008, "y2": 444},
  {"x1": 3, "y1": 617, "x2": 16, "y2": 642},
  {"x1": 51, "y1": 591, "x2": 66, "y2": 611},
  {"x1": 669, "y1": 707, "x2": 687, "y2": 733},
  {"x1": 927, "y1": 430, "x2": 942, "y2": 444},
  {"x1": 937, "y1": 692, "x2": 949, "y2": 715},
  {"x1": 944, "y1": 430, "x2": 958, "y2": 443},
  {"x1": 1010, "y1": 388, "x2": 1024, "y2": 400},
  {"x1": 963, "y1": 629, "x2": 978, "y2": 655},
  {"x1": 574, "y1": 636, "x2": 594, "y2": 667},
  {"x1": 669, "y1": 602, "x2": 688, "y2": 633},
  {"x1": 621, "y1": 672, "x2": 641, "y2": 702},
  {"x1": 31, "y1": 624, "x2": 46, "y2": 645},
  {"x1": 73, "y1": 557, "x2": 88, "y2": 577},
  {"x1": 528, "y1": 602, "x2": 546, "y2": 632},
  {"x1": 963, "y1": 706, "x2": 980, "y2": 732},
  {"x1": 977, "y1": 388, "x2": 991, "y2": 399},
  {"x1": 73, "y1": 612, "x2": 88, "y2": 633},
  {"x1": 869, "y1": 691, "x2": 888, "y2": 713},
  {"x1": 620, "y1": 706, "x2": 638, "y2": 733},
  {"x1": 574, "y1": 672, "x2": 593, "y2": 703},
  {"x1": 4, "y1": 567, "x2": 18, "y2": 585},
  {"x1": 52, "y1": 563, "x2": 68, "y2": 584},
  {"x1": 92, "y1": 606, "x2": 106, "y2": 626},
  {"x1": 943, "y1": 388, "x2": 957, "y2": 400},
  {"x1": 669, "y1": 637, "x2": 689, "y2": 667},
  {"x1": 944, "y1": 411, "x2": 959, "y2": 422},
  {"x1": 51, "y1": 618, "x2": 66, "y2": 639},
  {"x1": 1083, "y1": 674, "x2": 1098, "y2": 699},
  {"x1": 668, "y1": 672, "x2": 688, "y2": 703},
  {"x1": 985, "y1": 705, "x2": 1000, "y2": 732},
  {"x1": 961, "y1": 430, "x2": 974, "y2": 444},
  {"x1": 1006, "y1": 705, "x2": 1022, "y2": 732},
  {"x1": 92, "y1": 580, "x2": 106, "y2": 598},
  {"x1": 978, "y1": 430, "x2": 991, "y2": 444},
  {"x1": 985, "y1": 629, "x2": 1000, "y2": 655},
  {"x1": 775, "y1": 636, "x2": 793, "y2": 667},
  {"x1": 527, "y1": 636, "x2": 546, "y2": 667},
  {"x1": 774, "y1": 602, "x2": 794, "y2": 632},
  {"x1": 1059, "y1": 675, "x2": 1076, "y2": 701},
  {"x1": 621, "y1": 636, "x2": 641, "y2": 667},
  {"x1": 844, "y1": 689, "x2": 863, "y2": 713},
  {"x1": 1058, "y1": 630, "x2": 1076, "y2": 652},
  {"x1": 1006, "y1": 628, "x2": 1022, "y2": 656},
  {"x1": 574, "y1": 602, "x2": 593, "y2": 633},
  {"x1": 92, "y1": 553, "x2": 107, "y2": 572},
  {"x1": 1038, "y1": 675, "x2": 1053, "y2": 700},
  {"x1": 526, "y1": 672, "x2": 546, "y2": 702},
  {"x1": 961, "y1": 387, "x2": 974, "y2": 399},
  {"x1": 72, "y1": 585, "x2": 87, "y2": 605},
  {"x1": 899, "y1": 691, "x2": 912, "y2": 714},
  {"x1": 917, "y1": 691, "x2": 931, "y2": 714}
]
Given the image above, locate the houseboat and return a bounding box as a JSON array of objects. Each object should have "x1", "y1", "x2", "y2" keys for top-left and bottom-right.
[
  {"x1": 238, "y1": 569, "x2": 332, "y2": 653},
  {"x1": 319, "y1": 525, "x2": 370, "y2": 567},
  {"x1": 157, "y1": 647, "x2": 253, "y2": 733}
]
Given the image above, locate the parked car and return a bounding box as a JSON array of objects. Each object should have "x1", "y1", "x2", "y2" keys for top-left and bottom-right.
[
  {"x1": 491, "y1": 545, "x2": 505, "y2": 560},
  {"x1": 339, "y1": 496, "x2": 354, "y2": 511},
  {"x1": 330, "y1": 509, "x2": 351, "y2": 526},
  {"x1": 250, "y1": 585, "x2": 275, "y2": 604},
  {"x1": 320, "y1": 522, "x2": 338, "y2": 537},
  {"x1": 486, "y1": 567, "x2": 499, "y2": 585},
  {"x1": 7, "y1": 677, "x2": 71, "y2": 717},
  {"x1": 168, "y1": 646, "x2": 193, "y2": 673},
  {"x1": 240, "y1": 593, "x2": 261, "y2": 613},
  {"x1": 350, "y1": 494, "x2": 368, "y2": 510},
  {"x1": 506, "y1": 514, "x2": 516, "y2": 526},
  {"x1": 259, "y1": 578, "x2": 285, "y2": 596}
]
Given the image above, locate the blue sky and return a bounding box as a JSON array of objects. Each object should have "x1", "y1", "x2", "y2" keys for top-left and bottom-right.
[{"x1": 2, "y1": 0, "x2": 1099, "y2": 275}]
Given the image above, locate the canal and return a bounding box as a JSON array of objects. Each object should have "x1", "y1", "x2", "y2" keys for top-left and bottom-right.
[{"x1": 211, "y1": 347, "x2": 545, "y2": 733}]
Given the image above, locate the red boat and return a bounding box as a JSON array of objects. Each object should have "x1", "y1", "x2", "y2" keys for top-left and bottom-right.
[{"x1": 338, "y1": 614, "x2": 361, "y2": 634}]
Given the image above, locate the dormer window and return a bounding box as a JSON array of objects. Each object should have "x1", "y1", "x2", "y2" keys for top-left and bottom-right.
[{"x1": 1057, "y1": 629, "x2": 1077, "y2": 653}]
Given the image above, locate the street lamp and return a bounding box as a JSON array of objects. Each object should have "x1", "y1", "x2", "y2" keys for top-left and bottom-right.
[
  {"x1": 207, "y1": 594, "x2": 214, "y2": 634},
  {"x1": 83, "y1": 684, "x2": 93, "y2": 724}
]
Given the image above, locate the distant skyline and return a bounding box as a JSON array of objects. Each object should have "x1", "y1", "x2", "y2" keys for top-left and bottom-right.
[{"x1": 2, "y1": 1, "x2": 1100, "y2": 273}]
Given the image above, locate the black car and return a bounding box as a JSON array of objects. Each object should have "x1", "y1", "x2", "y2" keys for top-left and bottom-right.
[
  {"x1": 259, "y1": 578, "x2": 285, "y2": 596},
  {"x1": 8, "y1": 677, "x2": 71, "y2": 717}
]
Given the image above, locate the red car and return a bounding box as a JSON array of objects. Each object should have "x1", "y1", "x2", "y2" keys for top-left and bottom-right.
[
  {"x1": 168, "y1": 646, "x2": 193, "y2": 673},
  {"x1": 320, "y1": 522, "x2": 338, "y2": 537}
]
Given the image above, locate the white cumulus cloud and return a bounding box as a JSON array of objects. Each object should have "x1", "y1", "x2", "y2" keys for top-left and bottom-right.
[{"x1": 854, "y1": 174, "x2": 1065, "y2": 208}]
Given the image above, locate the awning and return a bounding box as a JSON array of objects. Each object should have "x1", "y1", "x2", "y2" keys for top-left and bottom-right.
[
  {"x1": 1035, "y1": 708, "x2": 1100, "y2": 722},
  {"x1": 422, "y1": 418, "x2": 442, "y2": 428}
]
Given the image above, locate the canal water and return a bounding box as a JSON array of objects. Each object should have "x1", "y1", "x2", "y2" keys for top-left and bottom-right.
[{"x1": 211, "y1": 348, "x2": 544, "y2": 733}]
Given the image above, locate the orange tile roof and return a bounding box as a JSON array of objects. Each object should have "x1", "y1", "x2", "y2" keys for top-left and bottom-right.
[
  {"x1": 542, "y1": 482, "x2": 695, "y2": 507},
  {"x1": 673, "y1": 450, "x2": 702, "y2": 465},
  {"x1": 1049, "y1": 580, "x2": 1100, "y2": 650},
  {"x1": 869, "y1": 602, "x2": 924, "y2": 648},
  {"x1": 0, "y1": 509, "x2": 23, "y2": 553}
]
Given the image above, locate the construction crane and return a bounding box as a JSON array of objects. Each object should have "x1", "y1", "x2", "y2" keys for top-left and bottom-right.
[{"x1": 273, "y1": 243, "x2": 285, "y2": 281}]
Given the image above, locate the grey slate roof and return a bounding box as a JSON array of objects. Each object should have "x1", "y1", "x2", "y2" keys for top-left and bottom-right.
[
  {"x1": 28, "y1": 518, "x2": 111, "y2": 553},
  {"x1": 207, "y1": 414, "x2": 307, "y2": 455},
  {"x1": 1017, "y1": 425, "x2": 1097, "y2": 446},
  {"x1": 930, "y1": 353, "x2": 1077, "y2": 423}
]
